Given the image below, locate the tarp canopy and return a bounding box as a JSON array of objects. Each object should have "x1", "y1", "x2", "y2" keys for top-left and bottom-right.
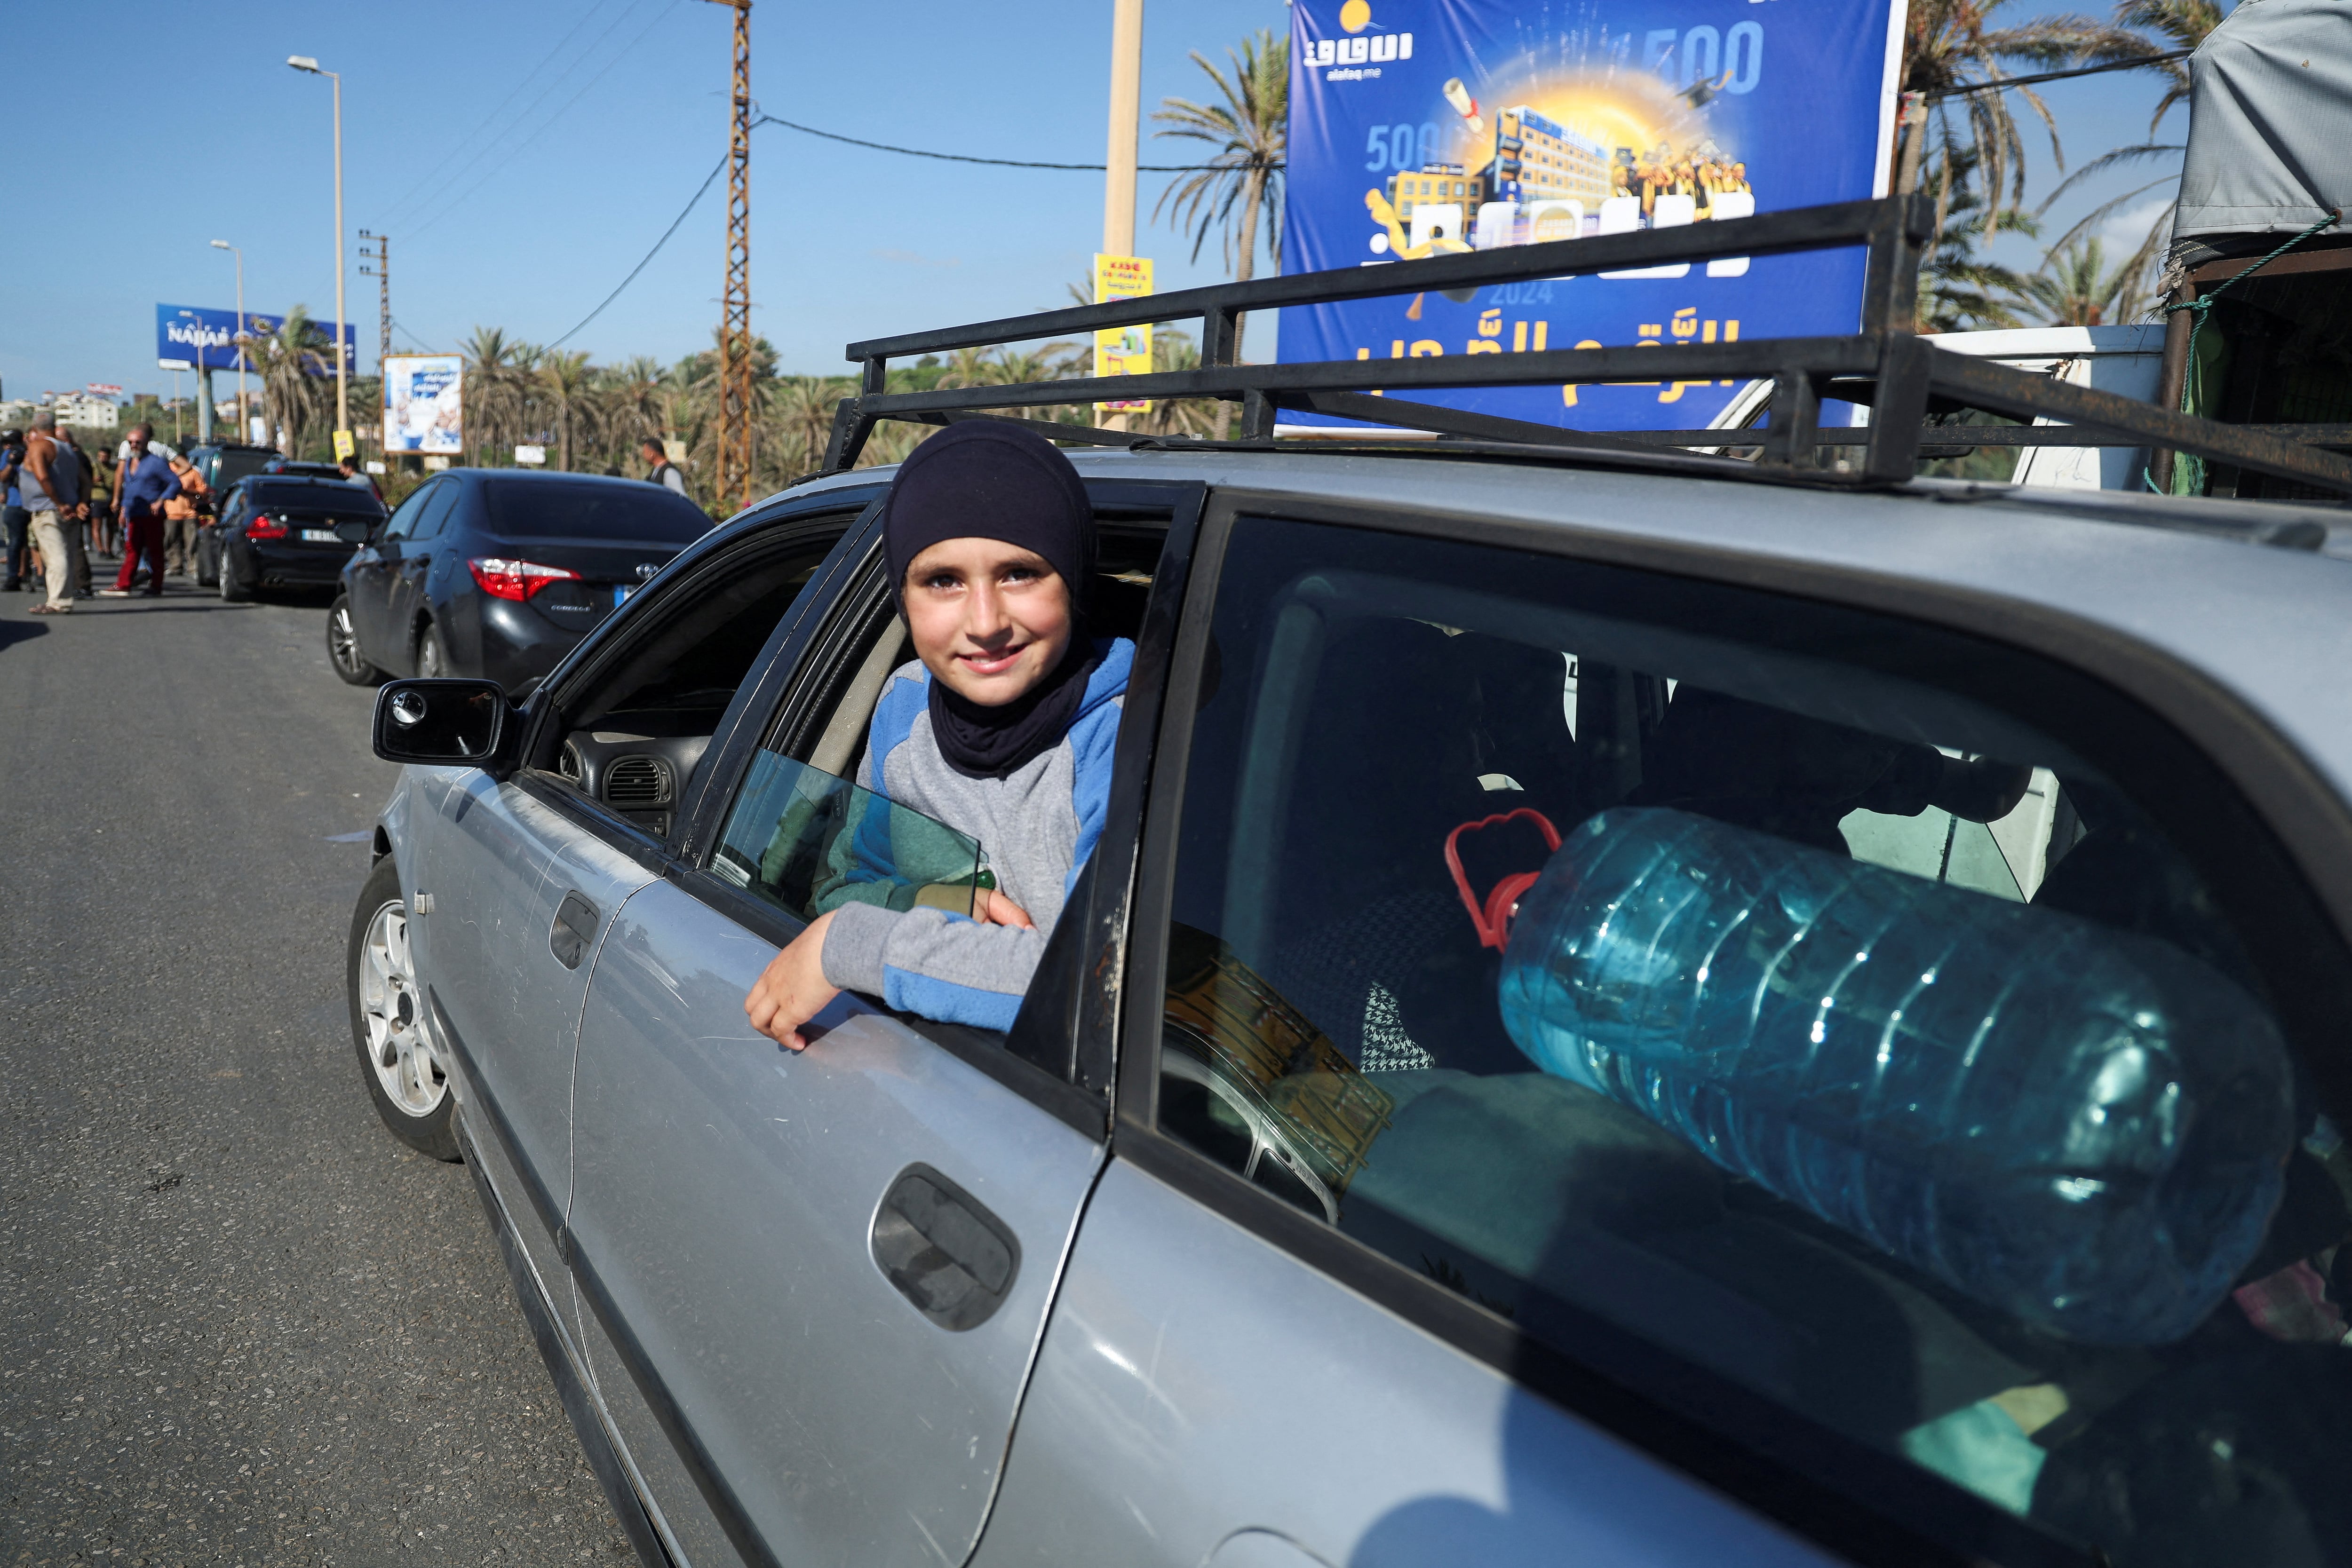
[{"x1": 2173, "y1": 0, "x2": 2352, "y2": 244}]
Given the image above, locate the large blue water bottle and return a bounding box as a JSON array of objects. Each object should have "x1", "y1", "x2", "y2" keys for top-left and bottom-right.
[{"x1": 1495, "y1": 807, "x2": 2293, "y2": 1345}]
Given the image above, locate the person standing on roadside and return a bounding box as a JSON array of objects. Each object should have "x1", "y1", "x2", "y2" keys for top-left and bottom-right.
[
  {"x1": 101, "y1": 423, "x2": 177, "y2": 600},
  {"x1": 21, "y1": 412, "x2": 88, "y2": 615},
  {"x1": 337, "y1": 454, "x2": 382, "y2": 502},
  {"x1": 0, "y1": 430, "x2": 28, "y2": 591},
  {"x1": 53, "y1": 426, "x2": 95, "y2": 597},
  {"x1": 641, "y1": 437, "x2": 688, "y2": 497},
  {"x1": 162, "y1": 451, "x2": 208, "y2": 578}
]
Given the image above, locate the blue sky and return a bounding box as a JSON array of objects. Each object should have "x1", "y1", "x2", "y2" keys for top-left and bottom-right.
[{"x1": 2, "y1": 0, "x2": 2192, "y2": 406}]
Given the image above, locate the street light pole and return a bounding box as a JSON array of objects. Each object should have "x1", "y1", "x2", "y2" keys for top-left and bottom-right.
[
  {"x1": 290, "y1": 55, "x2": 350, "y2": 459},
  {"x1": 210, "y1": 239, "x2": 247, "y2": 443}
]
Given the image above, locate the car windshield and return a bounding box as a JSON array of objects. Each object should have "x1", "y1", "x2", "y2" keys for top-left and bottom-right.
[
  {"x1": 246, "y1": 481, "x2": 383, "y2": 516},
  {"x1": 484, "y1": 481, "x2": 709, "y2": 544},
  {"x1": 211, "y1": 451, "x2": 273, "y2": 489}
]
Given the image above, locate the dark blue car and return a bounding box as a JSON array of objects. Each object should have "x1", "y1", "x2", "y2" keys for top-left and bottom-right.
[{"x1": 329, "y1": 468, "x2": 710, "y2": 688}]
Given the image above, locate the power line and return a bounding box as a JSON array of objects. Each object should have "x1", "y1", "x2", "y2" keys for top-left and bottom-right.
[
  {"x1": 377, "y1": 0, "x2": 635, "y2": 225},
  {"x1": 753, "y1": 113, "x2": 1281, "y2": 172},
  {"x1": 1931, "y1": 48, "x2": 2192, "y2": 99},
  {"x1": 518, "y1": 116, "x2": 1280, "y2": 362},
  {"x1": 402, "y1": 0, "x2": 684, "y2": 242},
  {"x1": 547, "y1": 155, "x2": 728, "y2": 348}
]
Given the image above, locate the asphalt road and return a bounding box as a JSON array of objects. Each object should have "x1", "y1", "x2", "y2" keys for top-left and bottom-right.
[{"x1": 0, "y1": 571, "x2": 633, "y2": 1564}]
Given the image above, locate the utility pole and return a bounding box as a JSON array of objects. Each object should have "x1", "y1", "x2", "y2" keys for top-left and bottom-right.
[
  {"x1": 290, "y1": 55, "x2": 351, "y2": 458},
  {"x1": 703, "y1": 0, "x2": 754, "y2": 514},
  {"x1": 210, "y1": 240, "x2": 249, "y2": 443},
  {"x1": 359, "y1": 231, "x2": 389, "y2": 464},
  {"x1": 1103, "y1": 0, "x2": 1144, "y2": 258},
  {"x1": 1099, "y1": 0, "x2": 1145, "y2": 433},
  {"x1": 359, "y1": 231, "x2": 390, "y2": 367}
]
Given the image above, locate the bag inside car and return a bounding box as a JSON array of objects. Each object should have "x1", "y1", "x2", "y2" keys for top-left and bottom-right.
[{"x1": 1149, "y1": 514, "x2": 2352, "y2": 1567}]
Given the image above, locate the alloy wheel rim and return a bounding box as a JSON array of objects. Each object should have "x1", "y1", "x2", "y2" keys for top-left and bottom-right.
[
  {"x1": 330, "y1": 606, "x2": 359, "y2": 672},
  {"x1": 357, "y1": 897, "x2": 445, "y2": 1116},
  {"x1": 418, "y1": 634, "x2": 440, "y2": 677}
]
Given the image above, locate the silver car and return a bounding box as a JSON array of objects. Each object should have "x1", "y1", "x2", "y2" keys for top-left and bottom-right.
[
  {"x1": 344, "y1": 198, "x2": 2352, "y2": 1568},
  {"x1": 346, "y1": 446, "x2": 2352, "y2": 1568}
]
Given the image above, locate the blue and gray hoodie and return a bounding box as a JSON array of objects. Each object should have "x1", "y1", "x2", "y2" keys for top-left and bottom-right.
[{"x1": 819, "y1": 638, "x2": 1133, "y2": 1030}]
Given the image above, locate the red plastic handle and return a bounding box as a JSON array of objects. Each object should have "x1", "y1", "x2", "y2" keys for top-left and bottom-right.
[{"x1": 1445, "y1": 808, "x2": 1562, "y2": 950}]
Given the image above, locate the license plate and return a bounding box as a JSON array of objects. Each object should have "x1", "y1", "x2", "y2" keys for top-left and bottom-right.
[
  {"x1": 614, "y1": 585, "x2": 634, "y2": 606},
  {"x1": 301, "y1": 528, "x2": 338, "y2": 543}
]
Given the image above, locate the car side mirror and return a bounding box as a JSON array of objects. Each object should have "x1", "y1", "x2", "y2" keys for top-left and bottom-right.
[
  {"x1": 334, "y1": 519, "x2": 374, "y2": 545},
  {"x1": 373, "y1": 679, "x2": 519, "y2": 776}
]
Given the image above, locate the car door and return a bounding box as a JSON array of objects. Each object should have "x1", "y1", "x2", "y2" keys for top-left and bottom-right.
[
  {"x1": 969, "y1": 492, "x2": 2352, "y2": 1568},
  {"x1": 413, "y1": 501, "x2": 864, "y2": 1338},
  {"x1": 386, "y1": 475, "x2": 460, "y2": 658},
  {"x1": 348, "y1": 479, "x2": 437, "y2": 664},
  {"x1": 559, "y1": 487, "x2": 1197, "y2": 1568}
]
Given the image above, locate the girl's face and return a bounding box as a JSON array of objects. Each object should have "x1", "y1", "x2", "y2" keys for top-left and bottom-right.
[{"x1": 903, "y1": 537, "x2": 1074, "y2": 707}]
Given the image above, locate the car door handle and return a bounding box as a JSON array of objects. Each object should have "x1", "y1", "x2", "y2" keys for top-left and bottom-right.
[
  {"x1": 870, "y1": 1164, "x2": 1020, "y2": 1331},
  {"x1": 549, "y1": 892, "x2": 599, "y2": 970}
]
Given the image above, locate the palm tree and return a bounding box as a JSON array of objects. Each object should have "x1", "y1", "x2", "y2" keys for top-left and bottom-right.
[
  {"x1": 459, "y1": 326, "x2": 527, "y2": 467},
  {"x1": 2030, "y1": 0, "x2": 2231, "y2": 295},
  {"x1": 773, "y1": 377, "x2": 854, "y2": 478},
  {"x1": 1919, "y1": 154, "x2": 2041, "y2": 330},
  {"x1": 540, "y1": 350, "x2": 595, "y2": 471},
  {"x1": 2010, "y1": 236, "x2": 2151, "y2": 325},
  {"x1": 604, "y1": 355, "x2": 672, "y2": 462},
  {"x1": 1152, "y1": 27, "x2": 1287, "y2": 385},
  {"x1": 1899, "y1": 0, "x2": 2153, "y2": 241},
  {"x1": 257, "y1": 308, "x2": 330, "y2": 456}
]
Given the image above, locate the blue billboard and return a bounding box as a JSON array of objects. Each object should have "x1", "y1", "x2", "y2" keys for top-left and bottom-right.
[
  {"x1": 157, "y1": 304, "x2": 356, "y2": 378},
  {"x1": 1278, "y1": 0, "x2": 1903, "y2": 430}
]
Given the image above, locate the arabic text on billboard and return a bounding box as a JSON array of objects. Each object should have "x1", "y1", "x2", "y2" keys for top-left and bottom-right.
[
  {"x1": 154, "y1": 304, "x2": 357, "y2": 377},
  {"x1": 383, "y1": 355, "x2": 463, "y2": 455},
  {"x1": 1279, "y1": 0, "x2": 1901, "y2": 430}
]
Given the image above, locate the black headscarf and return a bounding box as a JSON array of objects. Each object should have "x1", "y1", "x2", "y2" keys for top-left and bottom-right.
[{"x1": 882, "y1": 421, "x2": 1099, "y2": 779}]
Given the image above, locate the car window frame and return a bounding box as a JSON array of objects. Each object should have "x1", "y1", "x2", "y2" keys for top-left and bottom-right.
[
  {"x1": 508, "y1": 492, "x2": 879, "y2": 870},
  {"x1": 408, "y1": 481, "x2": 460, "y2": 539},
  {"x1": 378, "y1": 478, "x2": 438, "y2": 541},
  {"x1": 1110, "y1": 484, "x2": 2352, "y2": 1568},
  {"x1": 662, "y1": 478, "x2": 1207, "y2": 1130}
]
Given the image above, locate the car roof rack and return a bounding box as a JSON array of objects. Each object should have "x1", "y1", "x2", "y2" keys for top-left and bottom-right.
[{"x1": 819, "y1": 194, "x2": 2352, "y2": 499}]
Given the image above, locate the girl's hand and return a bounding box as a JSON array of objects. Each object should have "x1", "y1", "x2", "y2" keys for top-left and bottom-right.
[
  {"x1": 744, "y1": 911, "x2": 840, "y2": 1052},
  {"x1": 974, "y1": 888, "x2": 1033, "y2": 929}
]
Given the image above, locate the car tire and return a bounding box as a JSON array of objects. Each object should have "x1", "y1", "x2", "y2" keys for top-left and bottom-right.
[
  {"x1": 217, "y1": 542, "x2": 253, "y2": 602},
  {"x1": 415, "y1": 622, "x2": 448, "y2": 678},
  {"x1": 347, "y1": 856, "x2": 460, "y2": 1161},
  {"x1": 195, "y1": 534, "x2": 218, "y2": 588},
  {"x1": 327, "y1": 594, "x2": 384, "y2": 686}
]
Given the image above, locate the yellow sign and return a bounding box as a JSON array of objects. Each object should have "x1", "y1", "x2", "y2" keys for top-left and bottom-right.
[
  {"x1": 332, "y1": 428, "x2": 356, "y2": 461},
  {"x1": 1092, "y1": 253, "x2": 1153, "y2": 415}
]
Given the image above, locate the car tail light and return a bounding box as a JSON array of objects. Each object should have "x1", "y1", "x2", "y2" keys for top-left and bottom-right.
[
  {"x1": 246, "y1": 513, "x2": 288, "y2": 539},
  {"x1": 469, "y1": 557, "x2": 581, "y2": 601}
]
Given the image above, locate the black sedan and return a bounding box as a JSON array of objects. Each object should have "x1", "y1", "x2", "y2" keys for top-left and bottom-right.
[
  {"x1": 203, "y1": 476, "x2": 387, "y2": 601},
  {"x1": 328, "y1": 469, "x2": 710, "y2": 688}
]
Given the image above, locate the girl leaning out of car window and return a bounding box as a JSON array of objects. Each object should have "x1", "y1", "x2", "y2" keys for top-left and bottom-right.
[{"x1": 743, "y1": 421, "x2": 1131, "y2": 1049}]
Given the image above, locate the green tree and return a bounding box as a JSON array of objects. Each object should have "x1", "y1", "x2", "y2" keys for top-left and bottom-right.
[
  {"x1": 2011, "y1": 236, "x2": 2149, "y2": 325},
  {"x1": 540, "y1": 350, "x2": 595, "y2": 471},
  {"x1": 1899, "y1": 0, "x2": 2151, "y2": 242},
  {"x1": 2030, "y1": 0, "x2": 2232, "y2": 294},
  {"x1": 459, "y1": 326, "x2": 528, "y2": 467},
  {"x1": 256, "y1": 308, "x2": 331, "y2": 457},
  {"x1": 1152, "y1": 26, "x2": 1287, "y2": 393},
  {"x1": 1918, "y1": 154, "x2": 2040, "y2": 331}
]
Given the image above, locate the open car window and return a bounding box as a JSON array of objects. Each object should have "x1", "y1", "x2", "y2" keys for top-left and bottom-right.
[
  {"x1": 711, "y1": 752, "x2": 988, "y2": 924},
  {"x1": 532, "y1": 524, "x2": 848, "y2": 839},
  {"x1": 1146, "y1": 511, "x2": 2352, "y2": 1568}
]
